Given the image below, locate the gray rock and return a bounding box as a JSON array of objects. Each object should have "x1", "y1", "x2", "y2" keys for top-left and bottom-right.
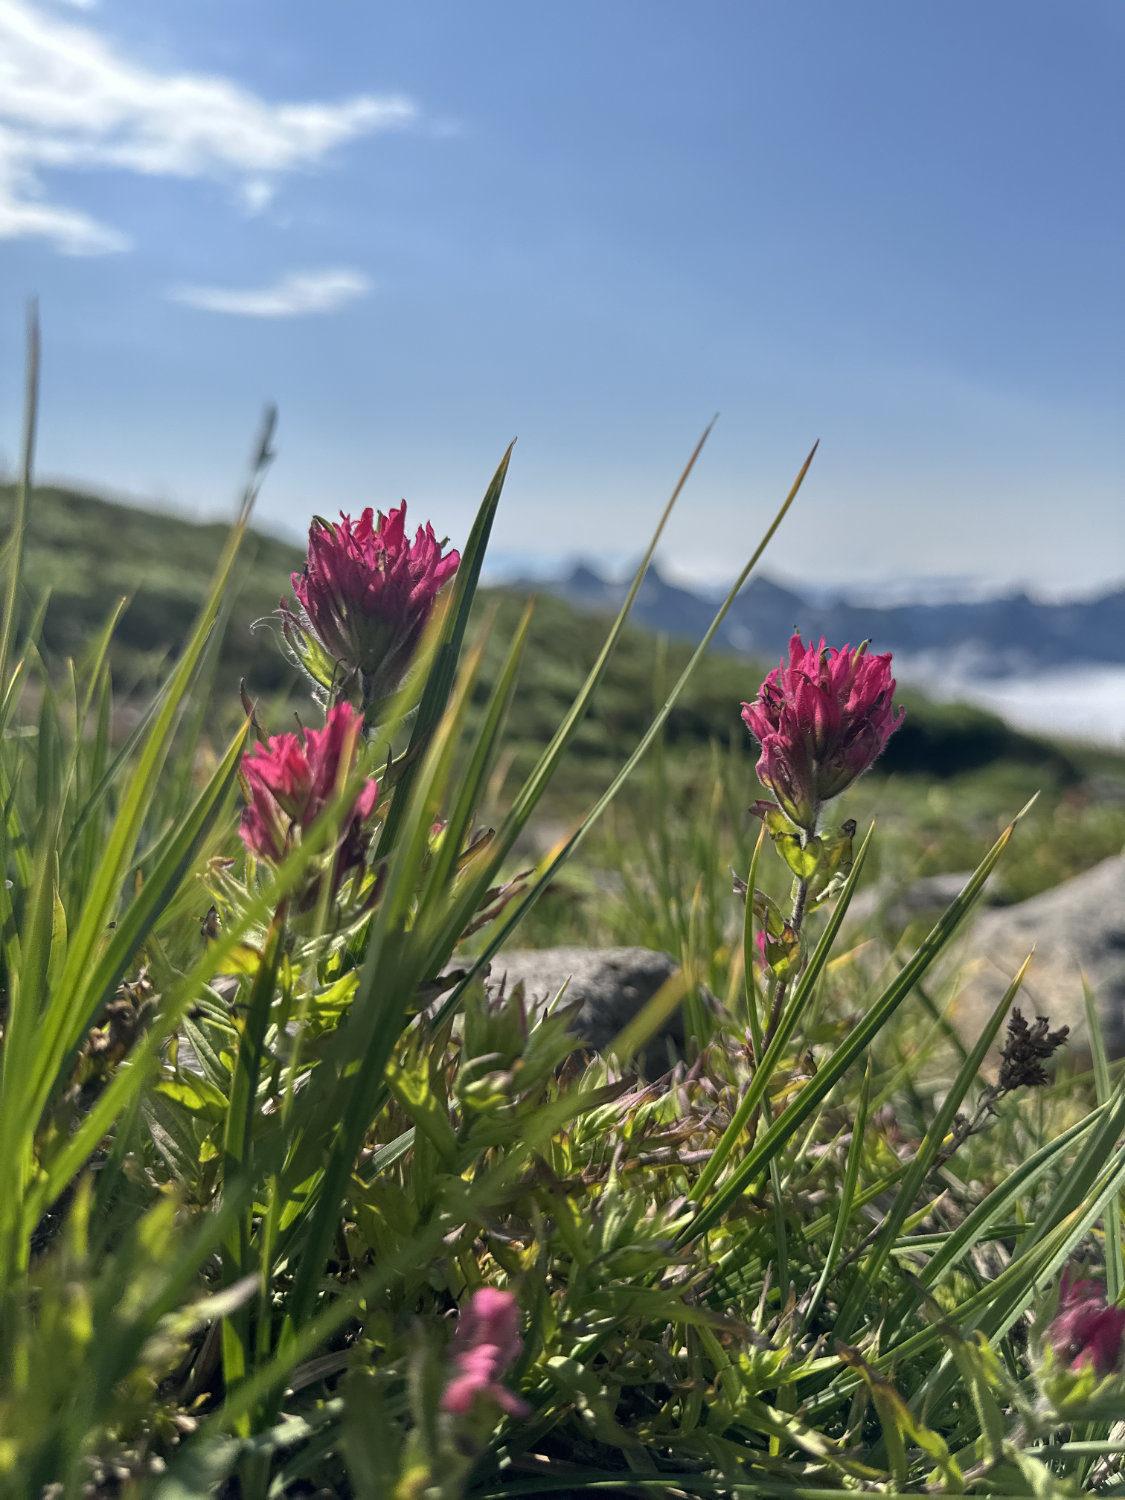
[
  {"x1": 847, "y1": 870, "x2": 992, "y2": 931},
  {"x1": 485, "y1": 946, "x2": 686, "y2": 1071},
  {"x1": 951, "y1": 855, "x2": 1125, "y2": 1057}
]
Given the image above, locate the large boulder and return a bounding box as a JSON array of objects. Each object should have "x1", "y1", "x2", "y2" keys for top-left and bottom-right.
[
  {"x1": 484, "y1": 946, "x2": 686, "y2": 1071},
  {"x1": 846, "y1": 870, "x2": 996, "y2": 932},
  {"x1": 950, "y1": 855, "x2": 1125, "y2": 1057}
]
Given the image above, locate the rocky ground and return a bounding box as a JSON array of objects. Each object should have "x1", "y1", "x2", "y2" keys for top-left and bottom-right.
[{"x1": 484, "y1": 854, "x2": 1125, "y2": 1068}]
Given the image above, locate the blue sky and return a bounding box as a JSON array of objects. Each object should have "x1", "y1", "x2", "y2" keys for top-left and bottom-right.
[{"x1": 0, "y1": 0, "x2": 1121, "y2": 596}]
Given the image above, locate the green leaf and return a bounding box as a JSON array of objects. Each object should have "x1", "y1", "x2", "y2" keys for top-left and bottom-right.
[
  {"x1": 806, "y1": 820, "x2": 856, "y2": 908},
  {"x1": 383, "y1": 1055, "x2": 459, "y2": 1165},
  {"x1": 142, "y1": 1092, "x2": 204, "y2": 1184},
  {"x1": 155, "y1": 1075, "x2": 230, "y2": 1124},
  {"x1": 774, "y1": 831, "x2": 821, "y2": 880}
]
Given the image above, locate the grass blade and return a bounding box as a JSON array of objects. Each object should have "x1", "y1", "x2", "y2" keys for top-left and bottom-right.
[
  {"x1": 1084, "y1": 971, "x2": 1123, "y2": 1303},
  {"x1": 741, "y1": 824, "x2": 768, "y2": 1047},
  {"x1": 690, "y1": 823, "x2": 875, "y2": 1211},
  {"x1": 682, "y1": 804, "x2": 1027, "y2": 1245},
  {"x1": 836, "y1": 955, "x2": 1032, "y2": 1341},
  {"x1": 0, "y1": 306, "x2": 38, "y2": 712},
  {"x1": 375, "y1": 443, "x2": 513, "y2": 856},
  {"x1": 436, "y1": 440, "x2": 817, "y2": 1027},
  {"x1": 804, "y1": 1058, "x2": 872, "y2": 1330}
]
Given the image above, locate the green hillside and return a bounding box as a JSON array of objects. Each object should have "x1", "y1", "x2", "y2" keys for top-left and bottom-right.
[
  {"x1": 0, "y1": 481, "x2": 1096, "y2": 784},
  {"x1": 0, "y1": 481, "x2": 303, "y2": 702}
]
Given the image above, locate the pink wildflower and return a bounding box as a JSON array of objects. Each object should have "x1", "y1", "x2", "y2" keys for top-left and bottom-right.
[
  {"x1": 741, "y1": 633, "x2": 904, "y2": 829},
  {"x1": 1047, "y1": 1268, "x2": 1125, "y2": 1379},
  {"x1": 441, "y1": 1287, "x2": 530, "y2": 1418},
  {"x1": 239, "y1": 703, "x2": 378, "y2": 874},
  {"x1": 283, "y1": 502, "x2": 460, "y2": 706}
]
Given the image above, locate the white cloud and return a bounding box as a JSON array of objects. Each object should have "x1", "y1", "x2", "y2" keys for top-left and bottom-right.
[
  {"x1": 169, "y1": 267, "x2": 371, "y2": 318},
  {"x1": 0, "y1": 134, "x2": 129, "y2": 250},
  {"x1": 0, "y1": 0, "x2": 418, "y2": 254}
]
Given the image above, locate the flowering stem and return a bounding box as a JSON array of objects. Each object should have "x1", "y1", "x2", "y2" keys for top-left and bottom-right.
[
  {"x1": 764, "y1": 817, "x2": 814, "y2": 1047},
  {"x1": 765, "y1": 878, "x2": 807, "y2": 1045},
  {"x1": 789, "y1": 872, "x2": 811, "y2": 936}
]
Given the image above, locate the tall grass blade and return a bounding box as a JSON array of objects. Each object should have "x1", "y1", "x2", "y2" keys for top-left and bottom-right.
[
  {"x1": 804, "y1": 1058, "x2": 872, "y2": 1330},
  {"x1": 683, "y1": 805, "x2": 1026, "y2": 1244},
  {"x1": 436, "y1": 439, "x2": 817, "y2": 1024},
  {"x1": 282, "y1": 631, "x2": 493, "y2": 1328},
  {"x1": 690, "y1": 824, "x2": 875, "y2": 1211},
  {"x1": 919, "y1": 1105, "x2": 1105, "y2": 1292},
  {"x1": 0, "y1": 306, "x2": 38, "y2": 714},
  {"x1": 419, "y1": 424, "x2": 721, "y2": 974},
  {"x1": 1015, "y1": 1076, "x2": 1125, "y2": 1264},
  {"x1": 416, "y1": 600, "x2": 532, "y2": 919},
  {"x1": 375, "y1": 443, "x2": 513, "y2": 856},
  {"x1": 742, "y1": 824, "x2": 768, "y2": 1046},
  {"x1": 908, "y1": 1132, "x2": 1125, "y2": 1421},
  {"x1": 1084, "y1": 971, "x2": 1123, "y2": 1303},
  {"x1": 837, "y1": 955, "x2": 1032, "y2": 1341},
  {"x1": 27, "y1": 764, "x2": 370, "y2": 1223}
]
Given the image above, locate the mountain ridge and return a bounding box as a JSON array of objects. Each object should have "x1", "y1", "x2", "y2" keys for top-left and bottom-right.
[{"x1": 514, "y1": 560, "x2": 1125, "y2": 678}]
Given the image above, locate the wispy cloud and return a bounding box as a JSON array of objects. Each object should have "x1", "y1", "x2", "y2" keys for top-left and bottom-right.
[
  {"x1": 0, "y1": 0, "x2": 418, "y2": 254},
  {"x1": 169, "y1": 267, "x2": 372, "y2": 318}
]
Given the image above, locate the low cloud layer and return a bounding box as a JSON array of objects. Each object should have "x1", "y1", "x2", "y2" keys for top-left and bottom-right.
[
  {"x1": 169, "y1": 267, "x2": 372, "y2": 318},
  {"x1": 0, "y1": 0, "x2": 417, "y2": 254}
]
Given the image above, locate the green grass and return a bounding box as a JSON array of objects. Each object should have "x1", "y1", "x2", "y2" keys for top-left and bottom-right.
[
  {"x1": 4, "y1": 433, "x2": 1125, "y2": 1499},
  {"x1": 0, "y1": 480, "x2": 303, "y2": 703}
]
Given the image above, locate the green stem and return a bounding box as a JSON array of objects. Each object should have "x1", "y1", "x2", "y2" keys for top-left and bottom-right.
[{"x1": 764, "y1": 816, "x2": 815, "y2": 1048}]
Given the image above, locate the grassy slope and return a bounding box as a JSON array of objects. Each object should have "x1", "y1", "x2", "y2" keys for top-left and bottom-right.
[
  {"x1": 4, "y1": 482, "x2": 1123, "y2": 927},
  {"x1": 0, "y1": 481, "x2": 303, "y2": 702}
]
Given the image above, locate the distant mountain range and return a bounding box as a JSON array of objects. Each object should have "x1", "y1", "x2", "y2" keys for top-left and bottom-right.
[{"x1": 512, "y1": 563, "x2": 1125, "y2": 680}]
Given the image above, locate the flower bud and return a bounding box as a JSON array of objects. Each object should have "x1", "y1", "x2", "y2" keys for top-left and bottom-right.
[{"x1": 742, "y1": 633, "x2": 903, "y2": 829}]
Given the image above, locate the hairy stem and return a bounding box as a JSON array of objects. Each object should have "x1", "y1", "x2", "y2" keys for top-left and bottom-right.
[{"x1": 763, "y1": 817, "x2": 815, "y2": 1048}]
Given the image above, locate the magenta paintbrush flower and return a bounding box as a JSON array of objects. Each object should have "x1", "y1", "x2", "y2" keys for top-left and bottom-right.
[
  {"x1": 742, "y1": 633, "x2": 904, "y2": 829},
  {"x1": 1047, "y1": 1269, "x2": 1125, "y2": 1379},
  {"x1": 441, "y1": 1287, "x2": 530, "y2": 1418},
  {"x1": 283, "y1": 502, "x2": 460, "y2": 708},
  {"x1": 239, "y1": 702, "x2": 378, "y2": 874}
]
